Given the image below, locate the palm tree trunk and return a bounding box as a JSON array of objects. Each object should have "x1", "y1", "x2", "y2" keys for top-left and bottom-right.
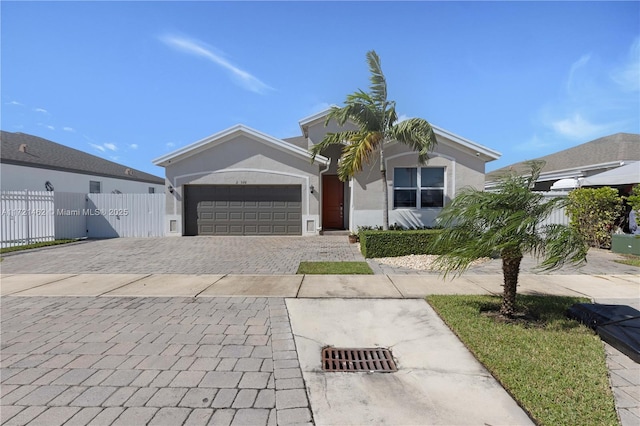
[
  {"x1": 380, "y1": 146, "x2": 389, "y2": 230},
  {"x1": 501, "y1": 254, "x2": 522, "y2": 316}
]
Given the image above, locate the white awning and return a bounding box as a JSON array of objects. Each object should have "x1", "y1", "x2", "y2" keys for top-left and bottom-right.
[
  {"x1": 581, "y1": 162, "x2": 640, "y2": 186},
  {"x1": 550, "y1": 178, "x2": 583, "y2": 191}
]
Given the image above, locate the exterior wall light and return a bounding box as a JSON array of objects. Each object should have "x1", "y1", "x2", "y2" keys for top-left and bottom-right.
[
  {"x1": 168, "y1": 185, "x2": 174, "y2": 194},
  {"x1": 310, "y1": 185, "x2": 315, "y2": 194}
]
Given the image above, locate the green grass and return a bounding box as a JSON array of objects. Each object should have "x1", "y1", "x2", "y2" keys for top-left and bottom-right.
[
  {"x1": 296, "y1": 261, "x2": 373, "y2": 274},
  {"x1": 614, "y1": 254, "x2": 640, "y2": 267},
  {"x1": 426, "y1": 294, "x2": 618, "y2": 426},
  {"x1": 0, "y1": 239, "x2": 77, "y2": 254}
]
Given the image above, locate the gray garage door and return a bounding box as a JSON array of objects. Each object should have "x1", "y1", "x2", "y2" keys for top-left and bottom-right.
[{"x1": 184, "y1": 185, "x2": 302, "y2": 236}]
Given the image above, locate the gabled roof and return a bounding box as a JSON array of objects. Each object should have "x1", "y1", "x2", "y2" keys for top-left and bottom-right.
[
  {"x1": 486, "y1": 133, "x2": 640, "y2": 183},
  {"x1": 0, "y1": 131, "x2": 164, "y2": 184},
  {"x1": 297, "y1": 107, "x2": 501, "y2": 161},
  {"x1": 152, "y1": 124, "x2": 329, "y2": 167},
  {"x1": 431, "y1": 125, "x2": 501, "y2": 161}
]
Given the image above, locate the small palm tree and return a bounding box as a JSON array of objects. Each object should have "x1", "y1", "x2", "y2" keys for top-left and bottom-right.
[
  {"x1": 310, "y1": 50, "x2": 438, "y2": 230},
  {"x1": 431, "y1": 161, "x2": 588, "y2": 317}
]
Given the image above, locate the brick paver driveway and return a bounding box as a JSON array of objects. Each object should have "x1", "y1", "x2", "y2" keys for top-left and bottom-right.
[
  {"x1": 1, "y1": 296, "x2": 311, "y2": 425},
  {"x1": 1, "y1": 236, "x2": 363, "y2": 275}
]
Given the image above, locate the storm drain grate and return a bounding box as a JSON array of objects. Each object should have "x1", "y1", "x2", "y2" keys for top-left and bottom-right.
[{"x1": 322, "y1": 347, "x2": 397, "y2": 372}]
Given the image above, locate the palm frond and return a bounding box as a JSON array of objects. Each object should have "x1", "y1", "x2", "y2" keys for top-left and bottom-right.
[
  {"x1": 309, "y1": 131, "x2": 359, "y2": 162},
  {"x1": 388, "y1": 118, "x2": 438, "y2": 164},
  {"x1": 324, "y1": 99, "x2": 383, "y2": 133},
  {"x1": 366, "y1": 51, "x2": 387, "y2": 107},
  {"x1": 337, "y1": 131, "x2": 383, "y2": 181}
]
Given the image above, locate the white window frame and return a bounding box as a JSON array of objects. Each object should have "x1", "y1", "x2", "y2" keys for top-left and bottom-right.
[{"x1": 393, "y1": 167, "x2": 445, "y2": 209}]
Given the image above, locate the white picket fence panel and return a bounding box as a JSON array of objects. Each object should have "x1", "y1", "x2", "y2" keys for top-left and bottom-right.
[
  {"x1": 1, "y1": 191, "x2": 55, "y2": 248},
  {"x1": 1, "y1": 191, "x2": 165, "y2": 248}
]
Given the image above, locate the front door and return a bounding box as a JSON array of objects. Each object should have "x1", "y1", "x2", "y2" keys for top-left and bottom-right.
[{"x1": 322, "y1": 175, "x2": 344, "y2": 229}]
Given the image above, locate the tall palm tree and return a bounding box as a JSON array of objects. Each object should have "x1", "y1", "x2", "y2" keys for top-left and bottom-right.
[
  {"x1": 431, "y1": 161, "x2": 588, "y2": 317},
  {"x1": 310, "y1": 50, "x2": 438, "y2": 230}
]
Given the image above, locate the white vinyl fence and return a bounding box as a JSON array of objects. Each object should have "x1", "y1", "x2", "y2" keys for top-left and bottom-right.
[
  {"x1": 538, "y1": 191, "x2": 569, "y2": 227},
  {"x1": 1, "y1": 191, "x2": 55, "y2": 248},
  {"x1": 1, "y1": 191, "x2": 165, "y2": 248}
]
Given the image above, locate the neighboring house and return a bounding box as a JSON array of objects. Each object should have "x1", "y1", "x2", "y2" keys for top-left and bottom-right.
[
  {"x1": 485, "y1": 133, "x2": 640, "y2": 192},
  {"x1": 153, "y1": 108, "x2": 500, "y2": 236},
  {"x1": 1, "y1": 131, "x2": 165, "y2": 194}
]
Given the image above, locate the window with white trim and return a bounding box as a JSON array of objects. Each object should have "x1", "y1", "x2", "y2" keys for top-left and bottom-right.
[{"x1": 393, "y1": 167, "x2": 445, "y2": 208}]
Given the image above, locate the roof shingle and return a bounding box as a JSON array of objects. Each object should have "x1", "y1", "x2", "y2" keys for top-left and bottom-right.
[
  {"x1": 486, "y1": 133, "x2": 640, "y2": 182},
  {"x1": 1, "y1": 131, "x2": 163, "y2": 184}
]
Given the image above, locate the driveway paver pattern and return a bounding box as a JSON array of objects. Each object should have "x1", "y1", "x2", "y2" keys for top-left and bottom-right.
[
  {"x1": 0, "y1": 237, "x2": 363, "y2": 275},
  {"x1": 1, "y1": 296, "x2": 311, "y2": 425}
]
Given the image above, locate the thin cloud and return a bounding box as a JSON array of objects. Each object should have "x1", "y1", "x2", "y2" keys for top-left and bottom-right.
[
  {"x1": 160, "y1": 34, "x2": 273, "y2": 94},
  {"x1": 551, "y1": 113, "x2": 609, "y2": 140},
  {"x1": 567, "y1": 54, "x2": 591, "y2": 92},
  {"x1": 129, "y1": 144, "x2": 138, "y2": 150},
  {"x1": 34, "y1": 108, "x2": 49, "y2": 114},
  {"x1": 6, "y1": 101, "x2": 23, "y2": 106},
  {"x1": 63, "y1": 127, "x2": 75, "y2": 132},
  {"x1": 611, "y1": 37, "x2": 640, "y2": 92},
  {"x1": 90, "y1": 143, "x2": 106, "y2": 153},
  {"x1": 104, "y1": 143, "x2": 117, "y2": 151},
  {"x1": 166, "y1": 142, "x2": 175, "y2": 148}
]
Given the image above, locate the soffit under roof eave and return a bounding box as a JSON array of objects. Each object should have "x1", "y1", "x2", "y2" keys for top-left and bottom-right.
[{"x1": 152, "y1": 125, "x2": 329, "y2": 167}]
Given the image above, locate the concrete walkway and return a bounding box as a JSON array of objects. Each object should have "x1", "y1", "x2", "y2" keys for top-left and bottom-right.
[
  {"x1": 2, "y1": 273, "x2": 639, "y2": 425},
  {"x1": 2, "y1": 273, "x2": 638, "y2": 300}
]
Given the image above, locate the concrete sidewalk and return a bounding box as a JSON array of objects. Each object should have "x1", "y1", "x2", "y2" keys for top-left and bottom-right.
[
  {"x1": 2, "y1": 273, "x2": 638, "y2": 300},
  {"x1": 2, "y1": 273, "x2": 638, "y2": 425}
]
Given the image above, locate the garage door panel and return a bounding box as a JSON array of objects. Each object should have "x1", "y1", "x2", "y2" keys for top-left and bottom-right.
[
  {"x1": 186, "y1": 184, "x2": 302, "y2": 236},
  {"x1": 244, "y1": 212, "x2": 258, "y2": 220}
]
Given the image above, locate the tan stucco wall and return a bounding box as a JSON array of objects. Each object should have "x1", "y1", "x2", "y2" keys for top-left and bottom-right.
[{"x1": 163, "y1": 135, "x2": 322, "y2": 235}]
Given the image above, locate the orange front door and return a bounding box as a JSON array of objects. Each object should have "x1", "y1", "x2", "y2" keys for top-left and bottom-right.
[{"x1": 322, "y1": 175, "x2": 344, "y2": 229}]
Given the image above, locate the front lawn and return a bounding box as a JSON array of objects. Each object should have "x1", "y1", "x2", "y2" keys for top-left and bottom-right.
[
  {"x1": 427, "y1": 294, "x2": 618, "y2": 426},
  {"x1": 297, "y1": 261, "x2": 373, "y2": 274}
]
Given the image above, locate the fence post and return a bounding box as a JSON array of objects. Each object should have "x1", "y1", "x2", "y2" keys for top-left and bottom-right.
[{"x1": 24, "y1": 189, "x2": 31, "y2": 245}]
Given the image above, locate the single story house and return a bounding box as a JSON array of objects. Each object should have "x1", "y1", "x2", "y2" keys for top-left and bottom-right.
[
  {"x1": 485, "y1": 133, "x2": 640, "y2": 192},
  {"x1": 1, "y1": 131, "x2": 165, "y2": 194},
  {"x1": 152, "y1": 108, "x2": 501, "y2": 236}
]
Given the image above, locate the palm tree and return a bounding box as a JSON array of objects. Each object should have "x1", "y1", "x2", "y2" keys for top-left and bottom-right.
[
  {"x1": 430, "y1": 161, "x2": 588, "y2": 317},
  {"x1": 310, "y1": 50, "x2": 438, "y2": 230}
]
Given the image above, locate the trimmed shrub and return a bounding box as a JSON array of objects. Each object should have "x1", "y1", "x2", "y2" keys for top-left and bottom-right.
[
  {"x1": 628, "y1": 185, "x2": 640, "y2": 227},
  {"x1": 359, "y1": 229, "x2": 443, "y2": 258},
  {"x1": 566, "y1": 187, "x2": 624, "y2": 249}
]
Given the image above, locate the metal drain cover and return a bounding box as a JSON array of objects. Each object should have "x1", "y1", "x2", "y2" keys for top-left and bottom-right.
[{"x1": 322, "y1": 347, "x2": 397, "y2": 372}]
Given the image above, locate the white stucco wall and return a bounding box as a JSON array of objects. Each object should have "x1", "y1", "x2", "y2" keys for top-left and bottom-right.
[{"x1": 1, "y1": 163, "x2": 165, "y2": 194}]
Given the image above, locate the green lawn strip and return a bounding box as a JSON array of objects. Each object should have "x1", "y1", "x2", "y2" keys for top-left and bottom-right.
[
  {"x1": 614, "y1": 255, "x2": 640, "y2": 267},
  {"x1": 426, "y1": 294, "x2": 618, "y2": 426},
  {"x1": 0, "y1": 239, "x2": 77, "y2": 254},
  {"x1": 297, "y1": 261, "x2": 373, "y2": 274}
]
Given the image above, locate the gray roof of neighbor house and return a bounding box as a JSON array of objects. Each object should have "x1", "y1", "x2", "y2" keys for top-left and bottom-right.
[
  {"x1": 486, "y1": 133, "x2": 640, "y2": 182},
  {"x1": 1, "y1": 131, "x2": 164, "y2": 184}
]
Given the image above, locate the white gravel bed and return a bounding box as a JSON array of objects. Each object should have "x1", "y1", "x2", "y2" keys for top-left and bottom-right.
[{"x1": 373, "y1": 254, "x2": 491, "y2": 271}]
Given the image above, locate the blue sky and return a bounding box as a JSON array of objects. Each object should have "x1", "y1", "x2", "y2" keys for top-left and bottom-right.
[{"x1": 2, "y1": 1, "x2": 639, "y2": 178}]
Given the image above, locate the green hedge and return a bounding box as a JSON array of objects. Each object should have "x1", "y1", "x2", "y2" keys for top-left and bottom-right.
[{"x1": 359, "y1": 229, "x2": 443, "y2": 258}]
